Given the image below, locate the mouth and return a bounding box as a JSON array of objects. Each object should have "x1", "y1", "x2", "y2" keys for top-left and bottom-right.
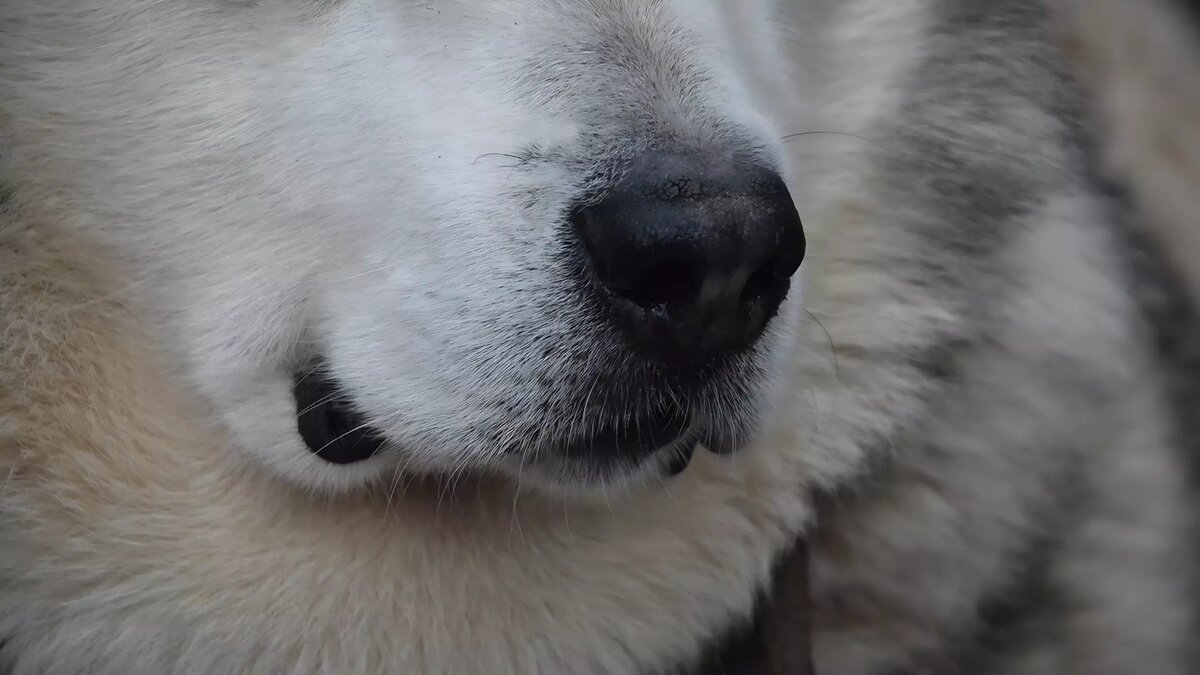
[
  {"x1": 561, "y1": 403, "x2": 690, "y2": 462},
  {"x1": 292, "y1": 369, "x2": 387, "y2": 465},
  {"x1": 554, "y1": 403, "x2": 702, "y2": 479},
  {"x1": 291, "y1": 362, "x2": 748, "y2": 484}
]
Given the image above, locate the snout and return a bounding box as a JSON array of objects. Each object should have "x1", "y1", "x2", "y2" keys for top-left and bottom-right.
[
  {"x1": 571, "y1": 151, "x2": 805, "y2": 367},
  {"x1": 292, "y1": 151, "x2": 807, "y2": 488}
]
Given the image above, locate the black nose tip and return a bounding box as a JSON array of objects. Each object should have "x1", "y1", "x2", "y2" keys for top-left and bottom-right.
[{"x1": 572, "y1": 152, "x2": 805, "y2": 364}]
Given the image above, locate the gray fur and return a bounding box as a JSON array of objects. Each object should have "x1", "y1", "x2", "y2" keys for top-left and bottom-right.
[
  {"x1": 0, "y1": 0, "x2": 1195, "y2": 673},
  {"x1": 786, "y1": 1, "x2": 1197, "y2": 672}
]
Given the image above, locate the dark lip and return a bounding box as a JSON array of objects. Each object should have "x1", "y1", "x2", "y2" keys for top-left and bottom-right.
[
  {"x1": 292, "y1": 363, "x2": 746, "y2": 475},
  {"x1": 551, "y1": 411, "x2": 722, "y2": 480},
  {"x1": 292, "y1": 370, "x2": 386, "y2": 465},
  {"x1": 663, "y1": 440, "x2": 698, "y2": 477},
  {"x1": 559, "y1": 404, "x2": 692, "y2": 463}
]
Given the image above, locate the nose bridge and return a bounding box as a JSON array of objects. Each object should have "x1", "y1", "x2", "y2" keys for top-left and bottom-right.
[
  {"x1": 619, "y1": 148, "x2": 779, "y2": 202},
  {"x1": 519, "y1": 0, "x2": 765, "y2": 155},
  {"x1": 591, "y1": 3, "x2": 714, "y2": 120},
  {"x1": 590, "y1": 4, "x2": 780, "y2": 162}
]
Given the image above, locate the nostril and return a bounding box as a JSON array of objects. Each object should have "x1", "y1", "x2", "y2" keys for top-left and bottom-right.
[
  {"x1": 740, "y1": 261, "x2": 779, "y2": 307},
  {"x1": 773, "y1": 252, "x2": 803, "y2": 281},
  {"x1": 622, "y1": 258, "x2": 701, "y2": 308}
]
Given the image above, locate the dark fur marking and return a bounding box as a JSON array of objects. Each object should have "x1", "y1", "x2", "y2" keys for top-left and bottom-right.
[
  {"x1": 685, "y1": 540, "x2": 812, "y2": 675},
  {"x1": 1181, "y1": 0, "x2": 1200, "y2": 29},
  {"x1": 807, "y1": 4, "x2": 1164, "y2": 673},
  {"x1": 885, "y1": 0, "x2": 1074, "y2": 254},
  {"x1": 1087, "y1": 159, "x2": 1200, "y2": 670}
]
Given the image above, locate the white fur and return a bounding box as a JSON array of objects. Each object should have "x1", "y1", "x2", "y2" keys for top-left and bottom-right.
[
  {"x1": 0, "y1": 0, "x2": 807, "y2": 494},
  {"x1": 2, "y1": 0, "x2": 1194, "y2": 673},
  {"x1": 1, "y1": 1, "x2": 826, "y2": 672},
  {"x1": 0, "y1": 238, "x2": 811, "y2": 672}
]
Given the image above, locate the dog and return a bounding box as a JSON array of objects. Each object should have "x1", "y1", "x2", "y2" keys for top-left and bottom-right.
[{"x1": 0, "y1": 1, "x2": 1195, "y2": 673}]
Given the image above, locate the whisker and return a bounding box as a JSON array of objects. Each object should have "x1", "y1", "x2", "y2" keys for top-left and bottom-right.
[
  {"x1": 47, "y1": 277, "x2": 152, "y2": 315},
  {"x1": 296, "y1": 390, "x2": 342, "y2": 417},
  {"x1": 312, "y1": 420, "x2": 377, "y2": 457},
  {"x1": 781, "y1": 130, "x2": 872, "y2": 144},
  {"x1": 804, "y1": 307, "x2": 842, "y2": 381},
  {"x1": 383, "y1": 462, "x2": 406, "y2": 520},
  {"x1": 473, "y1": 152, "x2": 529, "y2": 167},
  {"x1": 333, "y1": 263, "x2": 396, "y2": 284},
  {"x1": 509, "y1": 455, "x2": 526, "y2": 548}
]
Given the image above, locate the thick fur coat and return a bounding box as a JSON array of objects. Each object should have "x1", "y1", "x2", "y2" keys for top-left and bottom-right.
[
  {"x1": 1, "y1": 1, "x2": 1196, "y2": 674},
  {"x1": 1050, "y1": 0, "x2": 1200, "y2": 302}
]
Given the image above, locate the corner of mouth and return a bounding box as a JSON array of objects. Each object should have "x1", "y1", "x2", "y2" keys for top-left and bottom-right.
[{"x1": 292, "y1": 366, "x2": 387, "y2": 465}]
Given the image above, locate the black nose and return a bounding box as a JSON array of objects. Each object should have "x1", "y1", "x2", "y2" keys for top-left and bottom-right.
[{"x1": 572, "y1": 152, "x2": 805, "y2": 365}]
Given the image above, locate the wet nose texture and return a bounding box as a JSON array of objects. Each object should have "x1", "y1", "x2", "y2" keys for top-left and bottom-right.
[{"x1": 571, "y1": 151, "x2": 805, "y2": 367}]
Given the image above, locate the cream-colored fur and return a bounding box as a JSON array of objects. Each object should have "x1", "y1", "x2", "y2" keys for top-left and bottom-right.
[
  {"x1": 0, "y1": 1, "x2": 829, "y2": 671},
  {"x1": 3, "y1": 2, "x2": 1197, "y2": 673},
  {"x1": 0, "y1": 218, "x2": 810, "y2": 673},
  {"x1": 1050, "y1": 0, "x2": 1200, "y2": 300}
]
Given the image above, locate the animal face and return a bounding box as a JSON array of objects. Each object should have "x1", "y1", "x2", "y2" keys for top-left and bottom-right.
[{"x1": 0, "y1": 0, "x2": 809, "y2": 494}]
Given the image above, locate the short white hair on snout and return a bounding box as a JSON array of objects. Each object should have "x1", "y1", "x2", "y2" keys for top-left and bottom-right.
[{"x1": 0, "y1": 0, "x2": 811, "y2": 495}]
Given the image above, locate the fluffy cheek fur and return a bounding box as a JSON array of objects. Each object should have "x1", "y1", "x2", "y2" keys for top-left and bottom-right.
[
  {"x1": 0, "y1": 223, "x2": 817, "y2": 675},
  {"x1": 0, "y1": 0, "x2": 810, "y2": 493}
]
